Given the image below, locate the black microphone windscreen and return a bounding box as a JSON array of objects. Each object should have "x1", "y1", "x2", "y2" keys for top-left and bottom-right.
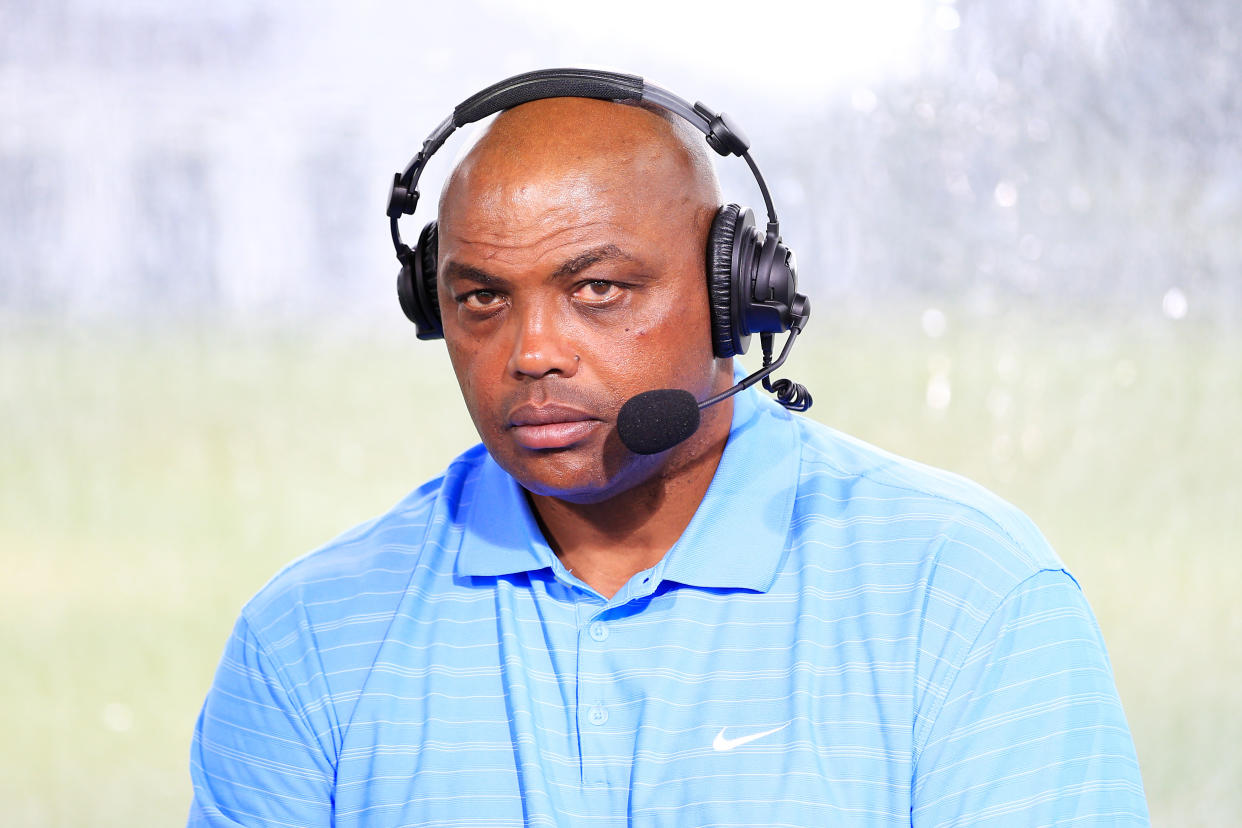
[{"x1": 616, "y1": 389, "x2": 702, "y2": 455}]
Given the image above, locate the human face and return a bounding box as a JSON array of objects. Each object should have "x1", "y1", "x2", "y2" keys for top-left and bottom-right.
[{"x1": 437, "y1": 149, "x2": 731, "y2": 503}]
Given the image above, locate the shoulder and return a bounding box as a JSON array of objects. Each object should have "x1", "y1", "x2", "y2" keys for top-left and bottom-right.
[
  {"x1": 788, "y1": 412, "x2": 1065, "y2": 592},
  {"x1": 239, "y1": 443, "x2": 490, "y2": 641},
  {"x1": 780, "y1": 413, "x2": 1106, "y2": 738}
]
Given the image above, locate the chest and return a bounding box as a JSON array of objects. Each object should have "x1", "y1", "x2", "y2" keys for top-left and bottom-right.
[{"x1": 331, "y1": 576, "x2": 919, "y2": 827}]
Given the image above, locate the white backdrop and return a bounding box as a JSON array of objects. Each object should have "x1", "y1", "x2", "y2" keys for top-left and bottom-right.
[{"x1": 3, "y1": 0, "x2": 1238, "y2": 329}]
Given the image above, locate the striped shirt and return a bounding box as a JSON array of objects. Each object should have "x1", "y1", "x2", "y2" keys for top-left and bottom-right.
[{"x1": 189, "y1": 386, "x2": 1148, "y2": 826}]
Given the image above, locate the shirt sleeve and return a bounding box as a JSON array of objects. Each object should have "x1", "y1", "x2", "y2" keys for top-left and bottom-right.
[
  {"x1": 911, "y1": 568, "x2": 1149, "y2": 826},
  {"x1": 188, "y1": 614, "x2": 335, "y2": 827}
]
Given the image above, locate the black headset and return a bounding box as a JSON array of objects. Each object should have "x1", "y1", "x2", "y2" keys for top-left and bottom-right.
[{"x1": 387, "y1": 68, "x2": 811, "y2": 410}]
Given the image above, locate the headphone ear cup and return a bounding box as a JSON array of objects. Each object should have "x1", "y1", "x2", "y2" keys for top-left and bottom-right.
[
  {"x1": 416, "y1": 221, "x2": 441, "y2": 335},
  {"x1": 396, "y1": 260, "x2": 421, "y2": 325},
  {"x1": 397, "y1": 221, "x2": 444, "y2": 340},
  {"x1": 706, "y1": 204, "x2": 741, "y2": 358}
]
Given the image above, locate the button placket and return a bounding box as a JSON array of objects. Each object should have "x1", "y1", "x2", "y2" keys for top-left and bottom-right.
[{"x1": 578, "y1": 612, "x2": 616, "y2": 787}]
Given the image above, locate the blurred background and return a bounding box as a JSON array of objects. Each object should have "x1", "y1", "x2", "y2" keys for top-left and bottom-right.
[{"x1": 2, "y1": 0, "x2": 1238, "y2": 824}]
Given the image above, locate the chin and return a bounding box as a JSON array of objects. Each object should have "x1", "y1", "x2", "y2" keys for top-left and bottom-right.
[
  {"x1": 519, "y1": 478, "x2": 619, "y2": 505},
  {"x1": 488, "y1": 435, "x2": 661, "y2": 505},
  {"x1": 504, "y1": 464, "x2": 617, "y2": 504}
]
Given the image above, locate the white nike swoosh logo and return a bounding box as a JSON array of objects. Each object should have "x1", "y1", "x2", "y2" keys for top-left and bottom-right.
[{"x1": 712, "y1": 723, "x2": 789, "y2": 752}]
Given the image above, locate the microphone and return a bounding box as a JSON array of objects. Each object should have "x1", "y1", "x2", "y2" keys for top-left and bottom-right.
[
  {"x1": 617, "y1": 389, "x2": 702, "y2": 455},
  {"x1": 616, "y1": 330, "x2": 811, "y2": 455}
]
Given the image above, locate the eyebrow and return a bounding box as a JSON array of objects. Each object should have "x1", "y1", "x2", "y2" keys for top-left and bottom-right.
[
  {"x1": 440, "y1": 260, "x2": 507, "y2": 288},
  {"x1": 440, "y1": 244, "x2": 639, "y2": 287},
  {"x1": 551, "y1": 244, "x2": 636, "y2": 279}
]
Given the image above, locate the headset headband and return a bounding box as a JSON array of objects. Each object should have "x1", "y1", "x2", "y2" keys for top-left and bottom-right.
[{"x1": 386, "y1": 68, "x2": 780, "y2": 256}]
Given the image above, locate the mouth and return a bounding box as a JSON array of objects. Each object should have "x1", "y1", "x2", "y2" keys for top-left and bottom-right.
[{"x1": 506, "y1": 403, "x2": 603, "y2": 450}]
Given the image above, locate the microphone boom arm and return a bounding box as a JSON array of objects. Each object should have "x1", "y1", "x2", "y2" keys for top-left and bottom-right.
[{"x1": 697, "y1": 328, "x2": 807, "y2": 411}]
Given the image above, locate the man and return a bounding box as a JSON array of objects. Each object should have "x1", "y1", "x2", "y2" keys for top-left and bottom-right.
[{"x1": 190, "y1": 85, "x2": 1148, "y2": 826}]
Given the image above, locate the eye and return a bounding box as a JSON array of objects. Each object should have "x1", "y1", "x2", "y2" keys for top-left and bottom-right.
[
  {"x1": 572, "y1": 280, "x2": 623, "y2": 304},
  {"x1": 459, "y1": 289, "x2": 505, "y2": 312}
]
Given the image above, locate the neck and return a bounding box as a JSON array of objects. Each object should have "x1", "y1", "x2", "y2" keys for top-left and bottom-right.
[{"x1": 528, "y1": 401, "x2": 731, "y2": 599}]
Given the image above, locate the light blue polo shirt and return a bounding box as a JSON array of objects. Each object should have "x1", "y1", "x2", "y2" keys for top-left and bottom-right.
[{"x1": 190, "y1": 386, "x2": 1148, "y2": 826}]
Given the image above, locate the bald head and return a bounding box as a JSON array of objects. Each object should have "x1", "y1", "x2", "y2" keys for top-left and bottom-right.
[{"x1": 438, "y1": 96, "x2": 721, "y2": 244}]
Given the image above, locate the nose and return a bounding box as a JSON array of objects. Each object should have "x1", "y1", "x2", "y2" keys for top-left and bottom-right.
[{"x1": 505, "y1": 302, "x2": 580, "y2": 379}]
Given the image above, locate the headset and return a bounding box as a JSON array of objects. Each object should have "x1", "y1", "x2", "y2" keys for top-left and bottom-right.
[{"x1": 386, "y1": 68, "x2": 811, "y2": 415}]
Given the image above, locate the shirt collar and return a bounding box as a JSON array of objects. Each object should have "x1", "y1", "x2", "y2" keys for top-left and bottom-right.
[
  {"x1": 455, "y1": 384, "x2": 800, "y2": 593},
  {"x1": 455, "y1": 454, "x2": 556, "y2": 578},
  {"x1": 657, "y1": 386, "x2": 799, "y2": 592}
]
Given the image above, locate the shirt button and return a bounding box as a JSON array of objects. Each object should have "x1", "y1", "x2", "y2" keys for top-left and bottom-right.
[
  {"x1": 587, "y1": 706, "x2": 609, "y2": 726},
  {"x1": 589, "y1": 621, "x2": 609, "y2": 642}
]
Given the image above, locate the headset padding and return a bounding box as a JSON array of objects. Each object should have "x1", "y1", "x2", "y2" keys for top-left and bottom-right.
[
  {"x1": 706, "y1": 204, "x2": 741, "y2": 358},
  {"x1": 417, "y1": 221, "x2": 442, "y2": 334}
]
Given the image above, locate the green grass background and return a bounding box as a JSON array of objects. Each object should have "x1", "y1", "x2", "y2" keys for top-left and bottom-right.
[{"x1": 2, "y1": 315, "x2": 1238, "y2": 826}]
